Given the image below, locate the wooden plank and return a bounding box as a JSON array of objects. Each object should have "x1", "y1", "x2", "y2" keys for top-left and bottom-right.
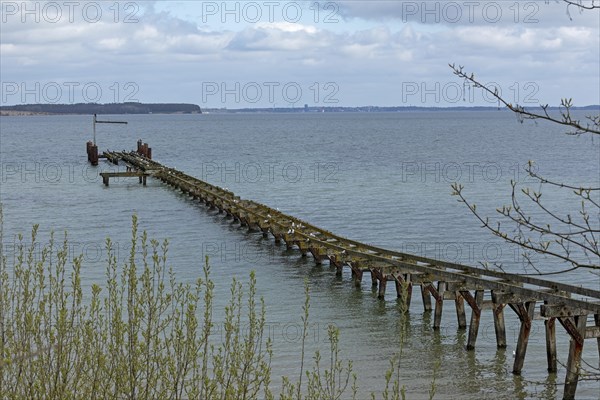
[
  {"x1": 492, "y1": 291, "x2": 540, "y2": 305},
  {"x1": 540, "y1": 304, "x2": 592, "y2": 318},
  {"x1": 584, "y1": 325, "x2": 600, "y2": 339}
]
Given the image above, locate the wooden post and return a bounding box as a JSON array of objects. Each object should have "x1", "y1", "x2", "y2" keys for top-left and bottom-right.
[
  {"x1": 432, "y1": 282, "x2": 446, "y2": 330},
  {"x1": 89, "y1": 145, "x2": 98, "y2": 166},
  {"x1": 455, "y1": 292, "x2": 467, "y2": 329},
  {"x1": 394, "y1": 275, "x2": 412, "y2": 310},
  {"x1": 545, "y1": 317, "x2": 557, "y2": 372},
  {"x1": 421, "y1": 285, "x2": 432, "y2": 312},
  {"x1": 595, "y1": 314, "x2": 600, "y2": 369},
  {"x1": 561, "y1": 314, "x2": 587, "y2": 400},
  {"x1": 510, "y1": 301, "x2": 536, "y2": 375},
  {"x1": 404, "y1": 277, "x2": 413, "y2": 309},
  {"x1": 351, "y1": 265, "x2": 363, "y2": 288},
  {"x1": 370, "y1": 270, "x2": 378, "y2": 288},
  {"x1": 493, "y1": 302, "x2": 507, "y2": 348},
  {"x1": 462, "y1": 290, "x2": 484, "y2": 350},
  {"x1": 378, "y1": 277, "x2": 387, "y2": 300}
]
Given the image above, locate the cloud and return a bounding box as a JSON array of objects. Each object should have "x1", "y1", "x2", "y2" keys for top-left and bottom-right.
[{"x1": 0, "y1": 1, "x2": 598, "y2": 107}]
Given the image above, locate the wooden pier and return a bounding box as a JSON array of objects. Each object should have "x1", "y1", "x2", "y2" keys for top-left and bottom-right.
[{"x1": 97, "y1": 143, "x2": 600, "y2": 400}]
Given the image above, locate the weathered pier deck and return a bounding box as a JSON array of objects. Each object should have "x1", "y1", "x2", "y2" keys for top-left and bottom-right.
[{"x1": 99, "y1": 144, "x2": 600, "y2": 399}]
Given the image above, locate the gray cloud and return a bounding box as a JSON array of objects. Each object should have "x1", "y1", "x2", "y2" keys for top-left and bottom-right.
[{"x1": 0, "y1": 1, "x2": 598, "y2": 107}]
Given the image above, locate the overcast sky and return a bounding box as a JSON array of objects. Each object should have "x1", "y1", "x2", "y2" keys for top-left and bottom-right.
[{"x1": 1, "y1": 0, "x2": 598, "y2": 108}]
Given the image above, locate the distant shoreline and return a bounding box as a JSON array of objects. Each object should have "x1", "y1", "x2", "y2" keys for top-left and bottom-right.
[
  {"x1": 0, "y1": 102, "x2": 202, "y2": 116},
  {"x1": 1, "y1": 103, "x2": 597, "y2": 116}
]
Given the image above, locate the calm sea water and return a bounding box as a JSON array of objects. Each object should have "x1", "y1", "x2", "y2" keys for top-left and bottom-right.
[{"x1": 1, "y1": 112, "x2": 599, "y2": 399}]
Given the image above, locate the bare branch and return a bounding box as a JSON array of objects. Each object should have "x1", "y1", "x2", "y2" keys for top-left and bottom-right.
[{"x1": 449, "y1": 64, "x2": 600, "y2": 135}]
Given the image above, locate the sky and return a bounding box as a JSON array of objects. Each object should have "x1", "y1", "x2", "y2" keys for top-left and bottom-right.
[{"x1": 1, "y1": 0, "x2": 599, "y2": 108}]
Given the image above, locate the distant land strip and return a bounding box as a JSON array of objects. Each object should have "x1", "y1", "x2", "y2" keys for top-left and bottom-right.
[
  {"x1": 0, "y1": 103, "x2": 202, "y2": 115},
  {"x1": 1, "y1": 103, "x2": 598, "y2": 116}
]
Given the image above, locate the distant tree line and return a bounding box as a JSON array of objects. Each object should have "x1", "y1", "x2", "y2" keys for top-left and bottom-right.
[{"x1": 0, "y1": 102, "x2": 201, "y2": 114}]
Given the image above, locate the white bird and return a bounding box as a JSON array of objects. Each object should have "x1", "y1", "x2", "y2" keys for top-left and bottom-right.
[{"x1": 292, "y1": 222, "x2": 295, "y2": 228}]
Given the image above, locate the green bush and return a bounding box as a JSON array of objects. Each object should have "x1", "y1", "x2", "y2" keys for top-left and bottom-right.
[{"x1": 0, "y1": 211, "x2": 435, "y2": 400}]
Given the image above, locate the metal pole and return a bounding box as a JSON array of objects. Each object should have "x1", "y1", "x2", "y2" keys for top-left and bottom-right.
[{"x1": 93, "y1": 114, "x2": 97, "y2": 145}]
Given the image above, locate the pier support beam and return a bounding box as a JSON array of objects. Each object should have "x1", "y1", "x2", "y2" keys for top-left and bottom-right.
[
  {"x1": 560, "y1": 315, "x2": 587, "y2": 400},
  {"x1": 545, "y1": 316, "x2": 557, "y2": 372},
  {"x1": 351, "y1": 268, "x2": 363, "y2": 288},
  {"x1": 421, "y1": 285, "x2": 432, "y2": 312},
  {"x1": 509, "y1": 301, "x2": 536, "y2": 375},
  {"x1": 462, "y1": 290, "x2": 484, "y2": 350},
  {"x1": 378, "y1": 277, "x2": 387, "y2": 300},
  {"x1": 493, "y1": 303, "x2": 507, "y2": 348},
  {"x1": 455, "y1": 292, "x2": 467, "y2": 329},
  {"x1": 394, "y1": 274, "x2": 412, "y2": 311},
  {"x1": 370, "y1": 270, "x2": 378, "y2": 288},
  {"x1": 426, "y1": 282, "x2": 446, "y2": 330},
  {"x1": 595, "y1": 314, "x2": 600, "y2": 369}
]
